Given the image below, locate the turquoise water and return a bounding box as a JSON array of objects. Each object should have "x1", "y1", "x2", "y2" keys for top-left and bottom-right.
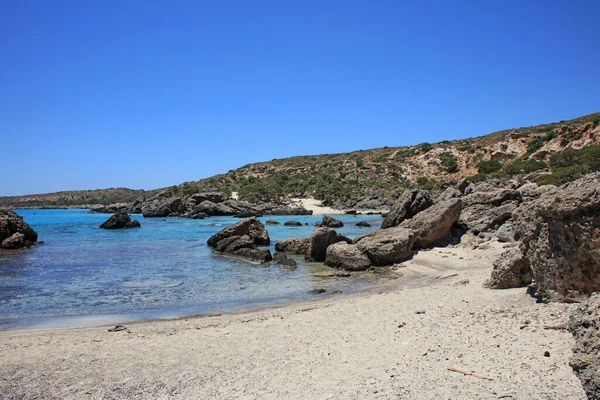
[{"x1": 0, "y1": 209, "x2": 383, "y2": 329}]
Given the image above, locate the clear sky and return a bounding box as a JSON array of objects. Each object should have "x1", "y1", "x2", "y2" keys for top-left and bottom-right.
[{"x1": 1, "y1": 0, "x2": 599, "y2": 196}]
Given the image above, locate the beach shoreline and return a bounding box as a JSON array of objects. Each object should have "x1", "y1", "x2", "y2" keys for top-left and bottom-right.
[{"x1": 0, "y1": 241, "x2": 586, "y2": 399}]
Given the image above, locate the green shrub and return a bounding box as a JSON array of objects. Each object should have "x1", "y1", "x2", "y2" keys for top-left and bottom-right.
[
  {"x1": 420, "y1": 143, "x2": 433, "y2": 153},
  {"x1": 416, "y1": 176, "x2": 435, "y2": 190},
  {"x1": 438, "y1": 152, "x2": 458, "y2": 173},
  {"x1": 477, "y1": 160, "x2": 502, "y2": 175},
  {"x1": 503, "y1": 158, "x2": 547, "y2": 175}
]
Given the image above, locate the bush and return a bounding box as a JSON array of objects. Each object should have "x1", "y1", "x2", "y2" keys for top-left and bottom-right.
[
  {"x1": 420, "y1": 143, "x2": 433, "y2": 153},
  {"x1": 536, "y1": 145, "x2": 600, "y2": 186},
  {"x1": 503, "y1": 158, "x2": 547, "y2": 175},
  {"x1": 477, "y1": 160, "x2": 502, "y2": 175},
  {"x1": 439, "y1": 152, "x2": 458, "y2": 173}
]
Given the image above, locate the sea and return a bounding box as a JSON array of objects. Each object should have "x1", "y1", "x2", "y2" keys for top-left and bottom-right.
[{"x1": 0, "y1": 209, "x2": 384, "y2": 330}]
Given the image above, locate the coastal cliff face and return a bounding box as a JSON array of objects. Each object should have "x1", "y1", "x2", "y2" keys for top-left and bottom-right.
[{"x1": 0, "y1": 209, "x2": 38, "y2": 250}]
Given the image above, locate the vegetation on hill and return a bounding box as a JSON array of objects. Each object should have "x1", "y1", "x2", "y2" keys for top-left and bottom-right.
[{"x1": 1, "y1": 112, "x2": 599, "y2": 208}]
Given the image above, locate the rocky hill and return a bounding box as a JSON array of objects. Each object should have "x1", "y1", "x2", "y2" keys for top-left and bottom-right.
[
  {"x1": 173, "y1": 112, "x2": 600, "y2": 209},
  {"x1": 2, "y1": 112, "x2": 599, "y2": 210},
  {"x1": 0, "y1": 188, "x2": 154, "y2": 209}
]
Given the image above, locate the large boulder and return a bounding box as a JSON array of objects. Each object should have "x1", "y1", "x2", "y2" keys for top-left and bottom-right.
[
  {"x1": 0, "y1": 209, "x2": 38, "y2": 250},
  {"x1": 306, "y1": 228, "x2": 352, "y2": 262},
  {"x1": 207, "y1": 217, "x2": 270, "y2": 247},
  {"x1": 99, "y1": 211, "x2": 141, "y2": 229},
  {"x1": 512, "y1": 173, "x2": 600, "y2": 301},
  {"x1": 399, "y1": 198, "x2": 462, "y2": 248},
  {"x1": 462, "y1": 189, "x2": 521, "y2": 208},
  {"x1": 316, "y1": 215, "x2": 344, "y2": 228},
  {"x1": 272, "y1": 253, "x2": 297, "y2": 270},
  {"x1": 458, "y1": 201, "x2": 519, "y2": 234},
  {"x1": 381, "y1": 190, "x2": 433, "y2": 229},
  {"x1": 354, "y1": 227, "x2": 416, "y2": 266},
  {"x1": 275, "y1": 237, "x2": 310, "y2": 254},
  {"x1": 487, "y1": 248, "x2": 532, "y2": 289},
  {"x1": 325, "y1": 242, "x2": 371, "y2": 271},
  {"x1": 207, "y1": 218, "x2": 272, "y2": 263},
  {"x1": 568, "y1": 293, "x2": 600, "y2": 399}
]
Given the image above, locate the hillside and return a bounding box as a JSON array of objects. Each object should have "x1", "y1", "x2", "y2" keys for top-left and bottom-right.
[
  {"x1": 176, "y1": 112, "x2": 600, "y2": 208},
  {"x1": 0, "y1": 188, "x2": 154, "y2": 209},
  {"x1": 2, "y1": 112, "x2": 599, "y2": 210}
]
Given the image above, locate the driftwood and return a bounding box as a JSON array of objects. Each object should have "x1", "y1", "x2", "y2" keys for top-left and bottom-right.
[{"x1": 447, "y1": 366, "x2": 494, "y2": 380}]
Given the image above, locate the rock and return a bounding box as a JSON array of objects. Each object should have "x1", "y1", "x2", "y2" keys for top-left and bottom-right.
[
  {"x1": 568, "y1": 293, "x2": 600, "y2": 399},
  {"x1": 457, "y1": 178, "x2": 470, "y2": 194},
  {"x1": 311, "y1": 271, "x2": 351, "y2": 278},
  {"x1": 265, "y1": 220, "x2": 281, "y2": 225},
  {"x1": 399, "y1": 198, "x2": 462, "y2": 248},
  {"x1": 275, "y1": 237, "x2": 310, "y2": 254},
  {"x1": 306, "y1": 228, "x2": 352, "y2": 262},
  {"x1": 486, "y1": 248, "x2": 532, "y2": 289},
  {"x1": 309, "y1": 288, "x2": 326, "y2": 294},
  {"x1": 207, "y1": 218, "x2": 272, "y2": 263},
  {"x1": 189, "y1": 192, "x2": 229, "y2": 204},
  {"x1": 284, "y1": 221, "x2": 303, "y2": 226},
  {"x1": 0, "y1": 209, "x2": 38, "y2": 250},
  {"x1": 331, "y1": 290, "x2": 343, "y2": 295},
  {"x1": 344, "y1": 210, "x2": 357, "y2": 215},
  {"x1": 381, "y1": 190, "x2": 433, "y2": 229},
  {"x1": 325, "y1": 242, "x2": 372, "y2": 271},
  {"x1": 512, "y1": 173, "x2": 600, "y2": 301},
  {"x1": 207, "y1": 217, "x2": 270, "y2": 247},
  {"x1": 354, "y1": 227, "x2": 416, "y2": 266},
  {"x1": 90, "y1": 203, "x2": 130, "y2": 214},
  {"x1": 462, "y1": 189, "x2": 522, "y2": 208},
  {"x1": 99, "y1": 211, "x2": 141, "y2": 229},
  {"x1": 355, "y1": 221, "x2": 372, "y2": 228},
  {"x1": 437, "y1": 187, "x2": 461, "y2": 202},
  {"x1": 518, "y1": 183, "x2": 558, "y2": 202},
  {"x1": 495, "y1": 221, "x2": 516, "y2": 242},
  {"x1": 272, "y1": 253, "x2": 297, "y2": 270},
  {"x1": 233, "y1": 212, "x2": 263, "y2": 218},
  {"x1": 316, "y1": 215, "x2": 344, "y2": 228},
  {"x1": 458, "y1": 201, "x2": 519, "y2": 234}
]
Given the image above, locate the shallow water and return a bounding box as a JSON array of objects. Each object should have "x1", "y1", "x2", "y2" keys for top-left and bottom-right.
[{"x1": 0, "y1": 209, "x2": 383, "y2": 329}]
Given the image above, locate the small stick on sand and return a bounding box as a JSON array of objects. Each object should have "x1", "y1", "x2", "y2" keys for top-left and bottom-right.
[{"x1": 447, "y1": 366, "x2": 494, "y2": 381}]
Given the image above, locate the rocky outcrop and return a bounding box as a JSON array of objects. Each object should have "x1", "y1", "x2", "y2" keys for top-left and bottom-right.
[
  {"x1": 381, "y1": 190, "x2": 433, "y2": 229},
  {"x1": 325, "y1": 242, "x2": 371, "y2": 271},
  {"x1": 0, "y1": 209, "x2": 38, "y2": 250},
  {"x1": 354, "y1": 227, "x2": 416, "y2": 266},
  {"x1": 512, "y1": 173, "x2": 600, "y2": 301},
  {"x1": 568, "y1": 293, "x2": 600, "y2": 400},
  {"x1": 275, "y1": 237, "x2": 310, "y2": 254},
  {"x1": 399, "y1": 198, "x2": 462, "y2": 248},
  {"x1": 207, "y1": 217, "x2": 272, "y2": 263},
  {"x1": 316, "y1": 215, "x2": 343, "y2": 228},
  {"x1": 355, "y1": 221, "x2": 371, "y2": 228},
  {"x1": 141, "y1": 191, "x2": 312, "y2": 219},
  {"x1": 487, "y1": 248, "x2": 532, "y2": 289},
  {"x1": 306, "y1": 228, "x2": 352, "y2": 262},
  {"x1": 458, "y1": 201, "x2": 519, "y2": 234},
  {"x1": 436, "y1": 187, "x2": 461, "y2": 202},
  {"x1": 462, "y1": 188, "x2": 521, "y2": 208},
  {"x1": 99, "y1": 211, "x2": 141, "y2": 229}
]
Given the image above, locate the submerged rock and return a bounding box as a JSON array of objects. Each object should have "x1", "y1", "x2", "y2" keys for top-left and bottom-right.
[
  {"x1": 0, "y1": 209, "x2": 38, "y2": 250},
  {"x1": 355, "y1": 221, "x2": 372, "y2": 228},
  {"x1": 99, "y1": 211, "x2": 141, "y2": 229},
  {"x1": 272, "y1": 253, "x2": 297, "y2": 270},
  {"x1": 316, "y1": 215, "x2": 344, "y2": 228},
  {"x1": 284, "y1": 221, "x2": 303, "y2": 226},
  {"x1": 265, "y1": 220, "x2": 281, "y2": 225}
]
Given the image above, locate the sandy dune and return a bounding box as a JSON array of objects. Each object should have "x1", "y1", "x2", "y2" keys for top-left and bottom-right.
[{"x1": 0, "y1": 241, "x2": 585, "y2": 399}]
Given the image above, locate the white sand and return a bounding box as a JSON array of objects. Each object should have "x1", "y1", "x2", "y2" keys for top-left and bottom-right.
[
  {"x1": 0, "y1": 241, "x2": 585, "y2": 399},
  {"x1": 292, "y1": 197, "x2": 388, "y2": 215}
]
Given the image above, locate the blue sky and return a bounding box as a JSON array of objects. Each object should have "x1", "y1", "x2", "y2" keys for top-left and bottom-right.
[{"x1": 1, "y1": 0, "x2": 599, "y2": 196}]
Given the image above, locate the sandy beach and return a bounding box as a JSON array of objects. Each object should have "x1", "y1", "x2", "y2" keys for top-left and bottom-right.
[
  {"x1": 0, "y1": 240, "x2": 585, "y2": 399},
  {"x1": 292, "y1": 197, "x2": 388, "y2": 215}
]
